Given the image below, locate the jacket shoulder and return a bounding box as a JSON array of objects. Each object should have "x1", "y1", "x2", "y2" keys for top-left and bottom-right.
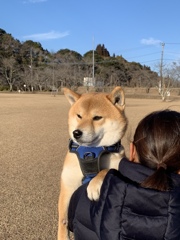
[{"x1": 93, "y1": 168, "x2": 180, "y2": 240}]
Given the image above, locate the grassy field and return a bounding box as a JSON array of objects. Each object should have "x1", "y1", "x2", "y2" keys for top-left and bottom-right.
[{"x1": 0, "y1": 92, "x2": 179, "y2": 240}]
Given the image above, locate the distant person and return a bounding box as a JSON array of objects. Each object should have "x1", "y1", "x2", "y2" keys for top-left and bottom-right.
[{"x1": 68, "y1": 109, "x2": 180, "y2": 240}]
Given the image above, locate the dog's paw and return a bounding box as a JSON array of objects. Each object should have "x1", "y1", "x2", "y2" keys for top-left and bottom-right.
[
  {"x1": 87, "y1": 169, "x2": 108, "y2": 201},
  {"x1": 87, "y1": 177, "x2": 103, "y2": 201}
]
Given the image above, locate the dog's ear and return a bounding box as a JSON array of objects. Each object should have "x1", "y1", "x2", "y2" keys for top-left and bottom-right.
[
  {"x1": 107, "y1": 86, "x2": 125, "y2": 111},
  {"x1": 63, "y1": 88, "x2": 81, "y2": 105}
]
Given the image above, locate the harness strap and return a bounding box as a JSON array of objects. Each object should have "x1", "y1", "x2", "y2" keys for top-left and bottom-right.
[{"x1": 69, "y1": 140, "x2": 121, "y2": 183}]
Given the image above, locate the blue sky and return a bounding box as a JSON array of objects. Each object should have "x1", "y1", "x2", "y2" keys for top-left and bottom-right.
[{"x1": 2, "y1": 0, "x2": 180, "y2": 70}]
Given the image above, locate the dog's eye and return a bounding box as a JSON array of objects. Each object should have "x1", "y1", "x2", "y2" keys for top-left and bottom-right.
[
  {"x1": 77, "y1": 114, "x2": 82, "y2": 119},
  {"x1": 93, "y1": 116, "x2": 102, "y2": 121}
]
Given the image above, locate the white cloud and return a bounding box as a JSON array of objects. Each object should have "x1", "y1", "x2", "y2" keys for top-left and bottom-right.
[
  {"x1": 141, "y1": 37, "x2": 162, "y2": 46},
  {"x1": 22, "y1": 30, "x2": 70, "y2": 41}
]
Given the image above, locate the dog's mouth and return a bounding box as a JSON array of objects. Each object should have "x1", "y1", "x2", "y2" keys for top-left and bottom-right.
[
  {"x1": 72, "y1": 135, "x2": 101, "y2": 147},
  {"x1": 75, "y1": 138, "x2": 100, "y2": 147}
]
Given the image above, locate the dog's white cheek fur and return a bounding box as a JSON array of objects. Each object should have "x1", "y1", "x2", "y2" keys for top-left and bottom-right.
[{"x1": 98, "y1": 119, "x2": 126, "y2": 146}]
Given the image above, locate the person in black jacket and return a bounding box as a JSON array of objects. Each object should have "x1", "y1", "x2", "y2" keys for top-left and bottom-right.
[{"x1": 68, "y1": 109, "x2": 180, "y2": 240}]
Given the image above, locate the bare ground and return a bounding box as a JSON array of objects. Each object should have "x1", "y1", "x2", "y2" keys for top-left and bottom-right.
[{"x1": 0, "y1": 93, "x2": 179, "y2": 240}]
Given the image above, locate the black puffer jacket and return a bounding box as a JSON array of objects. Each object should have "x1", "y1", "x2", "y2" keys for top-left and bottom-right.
[{"x1": 68, "y1": 158, "x2": 180, "y2": 240}]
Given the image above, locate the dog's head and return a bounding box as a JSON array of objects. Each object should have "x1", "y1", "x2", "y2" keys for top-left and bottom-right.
[{"x1": 63, "y1": 87, "x2": 127, "y2": 147}]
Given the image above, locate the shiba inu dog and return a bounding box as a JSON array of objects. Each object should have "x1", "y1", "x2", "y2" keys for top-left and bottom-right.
[{"x1": 58, "y1": 86, "x2": 127, "y2": 240}]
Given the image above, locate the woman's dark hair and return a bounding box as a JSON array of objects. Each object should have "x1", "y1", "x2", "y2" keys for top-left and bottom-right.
[{"x1": 133, "y1": 109, "x2": 180, "y2": 191}]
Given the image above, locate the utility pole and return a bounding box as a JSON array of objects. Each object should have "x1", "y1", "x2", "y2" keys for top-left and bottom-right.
[
  {"x1": 159, "y1": 42, "x2": 165, "y2": 92},
  {"x1": 30, "y1": 47, "x2": 33, "y2": 83},
  {"x1": 53, "y1": 58, "x2": 55, "y2": 87},
  {"x1": 92, "y1": 36, "x2": 95, "y2": 82}
]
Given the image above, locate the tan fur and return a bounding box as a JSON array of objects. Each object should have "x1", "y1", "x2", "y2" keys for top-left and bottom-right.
[{"x1": 58, "y1": 87, "x2": 127, "y2": 240}]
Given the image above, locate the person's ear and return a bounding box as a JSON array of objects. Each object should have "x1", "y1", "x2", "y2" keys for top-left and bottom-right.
[{"x1": 129, "y1": 142, "x2": 138, "y2": 162}]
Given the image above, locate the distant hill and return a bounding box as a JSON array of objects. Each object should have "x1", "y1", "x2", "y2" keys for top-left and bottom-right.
[{"x1": 0, "y1": 28, "x2": 159, "y2": 91}]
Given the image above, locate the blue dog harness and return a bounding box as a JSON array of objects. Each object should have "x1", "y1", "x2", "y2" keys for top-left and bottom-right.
[{"x1": 69, "y1": 139, "x2": 121, "y2": 184}]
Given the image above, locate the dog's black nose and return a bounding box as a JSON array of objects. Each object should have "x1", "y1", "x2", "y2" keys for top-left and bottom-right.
[{"x1": 73, "y1": 130, "x2": 82, "y2": 139}]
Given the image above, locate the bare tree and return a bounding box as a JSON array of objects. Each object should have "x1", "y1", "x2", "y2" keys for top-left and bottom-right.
[
  {"x1": 166, "y1": 62, "x2": 180, "y2": 83},
  {"x1": 153, "y1": 61, "x2": 169, "y2": 101},
  {"x1": 155, "y1": 61, "x2": 180, "y2": 101},
  {"x1": 1, "y1": 57, "x2": 18, "y2": 91}
]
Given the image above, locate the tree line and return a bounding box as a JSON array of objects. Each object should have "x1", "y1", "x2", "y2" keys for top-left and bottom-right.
[{"x1": 0, "y1": 28, "x2": 180, "y2": 92}]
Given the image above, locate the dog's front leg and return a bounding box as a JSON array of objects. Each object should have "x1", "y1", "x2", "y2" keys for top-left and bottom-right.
[
  {"x1": 87, "y1": 169, "x2": 108, "y2": 201},
  {"x1": 87, "y1": 151, "x2": 125, "y2": 201},
  {"x1": 58, "y1": 179, "x2": 82, "y2": 240},
  {"x1": 58, "y1": 153, "x2": 82, "y2": 240},
  {"x1": 58, "y1": 181, "x2": 72, "y2": 240}
]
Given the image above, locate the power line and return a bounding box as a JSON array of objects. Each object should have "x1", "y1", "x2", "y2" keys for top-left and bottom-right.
[
  {"x1": 115, "y1": 45, "x2": 154, "y2": 54},
  {"x1": 139, "y1": 59, "x2": 160, "y2": 63},
  {"x1": 127, "y1": 51, "x2": 161, "y2": 60},
  {"x1": 164, "y1": 43, "x2": 180, "y2": 45}
]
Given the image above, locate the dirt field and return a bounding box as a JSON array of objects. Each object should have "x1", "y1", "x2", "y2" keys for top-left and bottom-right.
[{"x1": 0, "y1": 92, "x2": 179, "y2": 240}]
